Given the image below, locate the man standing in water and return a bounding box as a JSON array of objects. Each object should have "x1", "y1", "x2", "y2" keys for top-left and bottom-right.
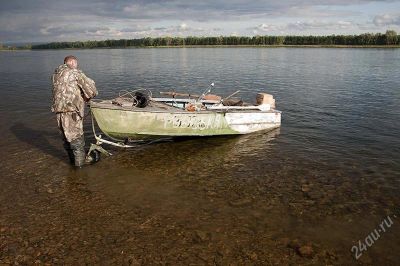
[{"x1": 51, "y1": 55, "x2": 98, "y2": 167}]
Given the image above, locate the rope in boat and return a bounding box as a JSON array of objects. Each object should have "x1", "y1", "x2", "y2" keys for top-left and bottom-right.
[{"x1": 117, "y1": 88, "x2": 152, "y2": 107}]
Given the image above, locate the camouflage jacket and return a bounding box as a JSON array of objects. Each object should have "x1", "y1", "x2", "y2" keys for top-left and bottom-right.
[{"x1": 51, "y1": 64, "x2": 97, "y2": 117}]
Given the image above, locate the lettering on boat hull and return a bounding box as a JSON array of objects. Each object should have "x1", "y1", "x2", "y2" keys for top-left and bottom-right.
[{"x1": 164, "y1": 114, "x2": 226, "y2": 131}]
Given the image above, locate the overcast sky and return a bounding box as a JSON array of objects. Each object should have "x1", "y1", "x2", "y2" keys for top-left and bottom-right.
[{"x1": 1, "y1": 0, "x2": 400, "y2": 43}]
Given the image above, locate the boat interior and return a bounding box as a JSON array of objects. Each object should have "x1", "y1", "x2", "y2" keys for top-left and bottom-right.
[{"x1": 90, "y1": 91, "x2": 276, "y2": 113}]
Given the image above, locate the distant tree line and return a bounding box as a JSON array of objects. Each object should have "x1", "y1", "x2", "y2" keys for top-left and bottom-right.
[
  {"x1": 31, "y1": 30, "x2": 399, "y2": 49},
  {"x1": 0, "y1": 43, "x2": 32, "y2": 50}
]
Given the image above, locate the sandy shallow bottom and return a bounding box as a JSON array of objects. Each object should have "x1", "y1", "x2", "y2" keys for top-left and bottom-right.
[{"x1": 1, "y1": 122, "x2": 399, "y2": 265}]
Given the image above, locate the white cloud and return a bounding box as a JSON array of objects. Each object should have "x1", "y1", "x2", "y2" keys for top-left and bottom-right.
[
  {"x1": 249, "y1": 20, "x2": 355, "y2": 35},
  {"x1": 287, "y1": 20, "x2": 354, "y2": 31},
  {"x1": 1, "y1": 0, "x2": 400, "y2": 42},
  {"x1": 255, "y1": 23, "x2": 280, "y2": 32},
  {"x1": 179, "y1": 23, "x2": 188, "y2": 31},
  {"x1": 373, "y1": 14, "x2": 400, "y2": 26}
]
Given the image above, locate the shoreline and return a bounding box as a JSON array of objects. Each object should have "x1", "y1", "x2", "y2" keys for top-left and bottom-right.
[{"x1": 3, "y1": 44, "x2": 399, "y2": 51}]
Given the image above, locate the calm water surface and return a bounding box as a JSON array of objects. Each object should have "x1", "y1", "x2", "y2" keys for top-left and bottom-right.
[{"x1": 0, "y1": 48, "x2": 399, "y2": 264}]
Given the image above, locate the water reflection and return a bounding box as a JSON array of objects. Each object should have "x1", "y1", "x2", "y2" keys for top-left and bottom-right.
[{"x1": 87, "y1": 129, "x2": 280, "y2": 205}]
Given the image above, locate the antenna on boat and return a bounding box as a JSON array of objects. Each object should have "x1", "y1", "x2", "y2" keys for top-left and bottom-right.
[{"x1": 197, "y1": 82, "x2": 214, "y2": 102}]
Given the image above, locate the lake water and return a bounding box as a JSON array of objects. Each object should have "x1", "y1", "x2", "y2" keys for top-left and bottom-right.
[{"x1": 0, "y1": 48, "x2": 399, "y2": 264}]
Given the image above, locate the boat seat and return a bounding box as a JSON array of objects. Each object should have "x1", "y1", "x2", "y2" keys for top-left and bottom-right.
[{"x1": 222, "y1": 98, "x2": 243, "y2": 106}]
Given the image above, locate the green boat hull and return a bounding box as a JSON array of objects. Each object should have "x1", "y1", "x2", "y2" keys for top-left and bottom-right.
[
  {"x1": 90, "y1": 99, "x2": 281, "y2": 140},
  {"x1": 91, "y1": 107, "x2": 239, "y2": 140}
]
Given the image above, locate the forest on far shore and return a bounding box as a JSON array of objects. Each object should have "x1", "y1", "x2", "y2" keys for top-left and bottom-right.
[{"x1": 2, "y1": 30, "x2": 399, "y2": 50}]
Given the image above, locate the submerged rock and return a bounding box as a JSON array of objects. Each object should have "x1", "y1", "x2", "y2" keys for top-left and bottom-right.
[
  {"x1": 286, "y1": 240, "x2": 314, "y2": 259},
  {"x1": 287, "y1": 239, "x2": 300, "y2": 249},
  {"x1": 229, "y1": 198, "x2": 253, "y2": 207},
  {"x1": 193, "y1": 230, "x2": 211, "y2": 243},
  {"x1": 247, "y1": 251, "x2": 258, "y2": 261},
  {"x1": 306, "y1": 190, "x2": 323, "y2": 200},
  {"x1": 297, "y1": 245, "x2": 314, "y2": 258},
  {"x1": 301, "y1": 184, "x2": 311, "y2": 192}
]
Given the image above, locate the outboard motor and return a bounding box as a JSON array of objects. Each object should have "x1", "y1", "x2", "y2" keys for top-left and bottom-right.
[{"x1": 256, "y1": 93, "x2": 275, "y2": 109}]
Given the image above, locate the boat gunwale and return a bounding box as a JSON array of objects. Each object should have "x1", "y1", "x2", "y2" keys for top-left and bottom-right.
[{"x1": 90, "y1": 100, "x2": 281, "y2": 114}]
